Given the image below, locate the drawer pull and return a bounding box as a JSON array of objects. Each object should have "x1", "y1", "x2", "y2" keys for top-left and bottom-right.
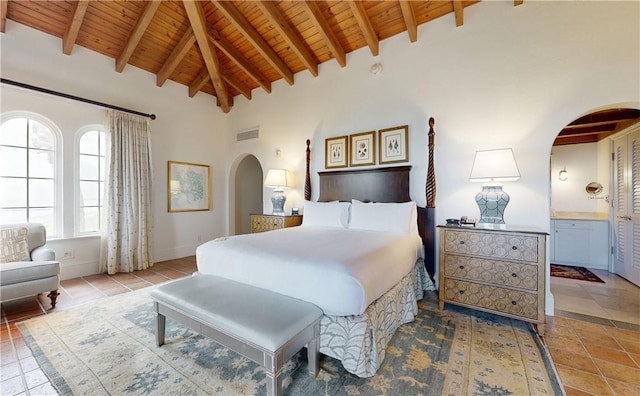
[
  {"x1": 511, "y1": 273, "x2": 517, "y2": 278},
  {"x1": 512, "y1": 246, "x2": 518, "y2": 250},
  {"x1": 511, "y1": 300, "x2": 517, "y2": 305},
  {"x1": 459, "y1": 290, "x2": 464, "y2": 295},
  {"x1": 459, "y1": 241, "x2": 465, "y2": 245},
  {"x1": 459, "y1": 265, "x2": 465, "y2": 270}
]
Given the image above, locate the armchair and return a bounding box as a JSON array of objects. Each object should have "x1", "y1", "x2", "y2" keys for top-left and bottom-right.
[{"x1": 0, "y1": 223, "x2": 60, "y2": 308}]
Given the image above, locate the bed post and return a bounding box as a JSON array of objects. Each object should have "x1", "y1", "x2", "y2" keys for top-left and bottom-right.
[
  {"x1": 425, "y1": 118, "x2": 436, "y2": 282},
  {"x1": 305, "y1": 139, "x2": 311, "y2": 201}
]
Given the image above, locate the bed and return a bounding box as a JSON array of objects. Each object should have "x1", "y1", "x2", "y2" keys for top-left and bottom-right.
[{"x1": 197, "y1": 142, "x2": 437, "y2": 378}]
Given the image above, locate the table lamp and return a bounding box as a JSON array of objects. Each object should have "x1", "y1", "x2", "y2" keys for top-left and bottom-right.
[
  {"x1": 264, "y1": 169, "x2": 291, "y2": 215},
  {"x1": 469, "y1": 148, "x2": 520, "y2": 224}
]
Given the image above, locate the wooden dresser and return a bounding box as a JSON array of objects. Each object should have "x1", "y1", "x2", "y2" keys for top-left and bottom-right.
[
  {"x1": 250, "y1": 214, "x2": 303, "y2": 233},
  {"x1": 438, "y1": 225, "x2": 547, "y2": 335}
]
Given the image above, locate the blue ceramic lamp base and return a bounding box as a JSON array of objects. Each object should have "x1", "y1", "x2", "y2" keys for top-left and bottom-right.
[{"x1": 475, "y1": 185, "x2": 510, "y2": 224}]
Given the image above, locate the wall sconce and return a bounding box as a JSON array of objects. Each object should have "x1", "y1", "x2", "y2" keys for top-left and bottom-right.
[
  {"x1": 558, "y1": 168, "x2": 568, "y2": 181},
  {"x1": 264, "y1": 169, "x2": 291, "y2": 215},
  {"x1": 469, "y1": 148, "x2": 521, "y2": 224}
]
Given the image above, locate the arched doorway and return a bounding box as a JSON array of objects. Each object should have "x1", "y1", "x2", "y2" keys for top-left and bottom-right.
[
  {"x1": 233, "y1": 155, "x2": 263, "y2": 235},
  {"x1": 549, "y1": 106, "x2": 640, "y2": 324}
]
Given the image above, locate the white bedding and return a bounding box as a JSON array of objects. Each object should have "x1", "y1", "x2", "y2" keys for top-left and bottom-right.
[{"x1": 196, "y1": 226, "x2": 422, "y2": 316}]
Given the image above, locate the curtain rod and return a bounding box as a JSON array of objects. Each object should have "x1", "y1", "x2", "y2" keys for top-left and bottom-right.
[{"x1": 1, "y1": 78, "x2": 156, "y2": 120}]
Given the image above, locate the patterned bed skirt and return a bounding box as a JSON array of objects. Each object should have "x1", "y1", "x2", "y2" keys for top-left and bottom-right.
[{"x1": 319, "y1": 258, "x2": 435, "y2": 377}]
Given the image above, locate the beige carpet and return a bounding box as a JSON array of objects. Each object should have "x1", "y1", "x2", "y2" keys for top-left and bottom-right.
[{"x1": 18, "y1": 287, "x2": 564, "y2": 395}]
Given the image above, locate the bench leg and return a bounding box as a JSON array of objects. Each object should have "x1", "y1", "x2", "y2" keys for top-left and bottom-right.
[
  {"x1": 154, "y1": 302, "x2": 166, "y2": 346},
  {"x1": 264, "y1": 351, "x2": 283, "y2": 396},
  {"x1": 307, "y1": 323, "x2": 320, "y2": 377},
  {"x1": 265, "y1": 366, "x2": 282, "y2": 396}
]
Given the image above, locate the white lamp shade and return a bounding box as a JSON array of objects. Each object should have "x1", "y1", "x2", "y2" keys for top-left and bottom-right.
[
  {"x1": 264, "y1": 169, "x2": 291, "y2": 189},
  {"x1": 469, "y1": 148, "x2": 521, "y2": 183}
]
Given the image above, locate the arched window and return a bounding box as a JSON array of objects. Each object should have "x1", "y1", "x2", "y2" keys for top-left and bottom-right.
[
  {"x1": 0, "y1": 112, "x2": 61, "y2": 237},
  {"x1": 76, "y1": 126, "x2": 106, "y2": 235}
]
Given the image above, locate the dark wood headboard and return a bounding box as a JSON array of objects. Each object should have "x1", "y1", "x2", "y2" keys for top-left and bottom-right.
[{"x1": 318, "y1": 166, "x2": 411, "y2": 203}]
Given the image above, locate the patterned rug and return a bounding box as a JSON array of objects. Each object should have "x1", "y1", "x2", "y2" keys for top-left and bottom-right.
[
  {"x1": 18, "y1": 287, "x2": 564, "y2": 395},
  {"x1": 550, "y1": 264, "x2": 605, "y2": 283}
]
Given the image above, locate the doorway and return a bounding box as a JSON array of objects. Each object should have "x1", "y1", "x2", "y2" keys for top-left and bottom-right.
[
  {"x1": 550, "y1": 107, "x2": 640, "y2": 327},
  {"x1": 233, "y1": 155, "x2": 263, "y2": 235}
]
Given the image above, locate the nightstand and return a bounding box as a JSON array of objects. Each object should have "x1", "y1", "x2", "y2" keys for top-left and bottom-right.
[
  {"x1": 438, "y1": 225, "x2": 547, "y2": 336},
  {"x1": 250, "y1": 214, "x2": 303, "y2": 233}
]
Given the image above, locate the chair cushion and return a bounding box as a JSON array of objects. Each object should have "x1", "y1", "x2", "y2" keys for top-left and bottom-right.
[
  {"x1": 0, "y1": 227, "x2": 31, "y2": 263},
  {"x1": 0, "y1": 261, "x2": 60, "y2": 286}
]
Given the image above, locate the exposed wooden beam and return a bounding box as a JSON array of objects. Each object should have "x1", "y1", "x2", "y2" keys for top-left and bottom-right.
[
  {"x1": 189, "y1": 68, "x2": 210, "y2": 98},
  {"x1": 189, "y1": 67, "x2": 252, "y2": 100},
  {"x1": 213, "y1": 0, "x2": 294, "y2": 86},
  {"x1": 568, "y1": 108, "x2": 640, "y2": 126},
  {"x1": 183, "y1": 0, "x2": 231, "y2": 113},
  {"x1": 301, "y1": 1, "x2": 346, "y2": 68},
  {"x1": 453, "y1": 0, "x2": 464, "y2": 27},
  {"x1": 348, "y1": 1, "x2": 379, "y2": 56},
  {"x1": 221, "y1": 71, "x2": 252, "y2": 100},
  {"x1": 157, "y1": 27, "x2": 195, "y2": 87},
  {"x1": 208, "y1": 27, "x2": 272, "y2": 94},
  {"x1": 399, "y1": 1, "x2": 417, "y2": 43},
  {"x1": 559, "y1": 124, "x2": 617, "y2": 136},
  {"x1": 514, "y1": 1, "x2": 524, "y2": 6},
  {"x1": 63, "y1": 1, "x2": 90, "y2": 55},
  {"x1": 116, "y1": 0, "x2": 161, "y2": 73},
  {"x1": 255, "y1": 1, "x2": 318, "y2": 77},
  {"x1": 1, "y1": 0, "x2": 8, "y2": 33},
  {"x1": 553, "y1": 135, "x2": 600, "y2": 146}
]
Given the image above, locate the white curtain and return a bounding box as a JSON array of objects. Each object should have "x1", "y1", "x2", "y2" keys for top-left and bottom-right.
[{"x1": 100, "y1": 110, "x2": 154, "y2": 274}]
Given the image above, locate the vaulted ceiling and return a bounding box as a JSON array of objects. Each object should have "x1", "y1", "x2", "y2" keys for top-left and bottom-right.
[
  {"x1": 1, "y1": 1, "x2": 637, "y2": 144},
  {"x1": 1, "y1": 0, "x2": 486, "y2": 114}
]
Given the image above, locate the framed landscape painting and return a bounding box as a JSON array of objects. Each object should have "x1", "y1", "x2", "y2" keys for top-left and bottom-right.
[
  {"x1": 325, "y1": 135, "x2": 348, "y2": 169},
  {"x1": 379, "y1": 125, "x2": 409, "y2": 164},
  {"x1": 168, "y1": 161, "x2": 211, "y2": 212}
]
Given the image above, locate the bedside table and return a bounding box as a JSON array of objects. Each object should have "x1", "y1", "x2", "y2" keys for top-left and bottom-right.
[
  {"x1": 250, "y1": 214, "x2": 303, "y2": 233},
  {"x1": 438, "y1": 225, "x2": 547, "y2": 336}
]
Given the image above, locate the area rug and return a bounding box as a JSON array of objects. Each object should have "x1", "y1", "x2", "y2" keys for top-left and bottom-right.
[
  {"x1": 18, "y1": 286, "x2": 564, "y2": 395},
  {"x1": 550, "y1": 264, "x2": 605, "y2": 283}
]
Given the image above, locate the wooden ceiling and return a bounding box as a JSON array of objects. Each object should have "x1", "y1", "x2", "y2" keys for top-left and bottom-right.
[
  {"x1": 0, "y1": 0, "x2": 490, "y2": 113},
  {"x1": 2, "y1": 1, "x2": 636, "y2": 143},
  {"x1": 553, "y1": 108, "x2": 640, "y2": 146}
]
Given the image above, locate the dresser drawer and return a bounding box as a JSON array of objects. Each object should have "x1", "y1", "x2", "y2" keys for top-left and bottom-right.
[
  {"x1": 442, "y1": 229, "x2": 539, "y2": 263},
  {"x1": 250, "y1": 215, "x2": 302, "y2": 233},
  {"x1": 443, "y1": 278, "x2": 539, "y2": 320},
  {"x1": 443, "y1": 254, "x2": 538, "y2": 291}
]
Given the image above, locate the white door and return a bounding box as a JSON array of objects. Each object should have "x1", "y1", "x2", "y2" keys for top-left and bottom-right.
[{"x1": 613, "y1": 127, "x2": 640, "y2": 286}]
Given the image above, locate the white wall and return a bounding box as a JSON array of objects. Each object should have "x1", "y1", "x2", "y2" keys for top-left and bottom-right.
[
  {"x1": 223, "y1": 1, "x2": 640, "y2": 315},
  {"x1": 550, "y1": 143, "x2": 610, "y2": 214},
  {"x1": 1, "y1": 22, "x2": 230, "y2": 279}
]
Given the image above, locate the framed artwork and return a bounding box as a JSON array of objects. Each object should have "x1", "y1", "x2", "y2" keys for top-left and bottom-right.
[
  {"x1": 168, "y1": 161, "x2": 211, "y2": 212},
  {"x1": 349, "y1": 131, "x2": 376, "y2": 167},
  {"x1": 325, "y1": 135, "x2": 348, "y2": 168},
  {"x1": 379, "y1": 125, "x2": 409, "y2": 164}
]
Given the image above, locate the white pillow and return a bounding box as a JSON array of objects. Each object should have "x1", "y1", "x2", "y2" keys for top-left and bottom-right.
[
  {"x1": 302, "y1": 201, "x2": 350, "y2": 228},
  {"x1": 349, "y1": 200, "x2": 418, "y2": 235}
]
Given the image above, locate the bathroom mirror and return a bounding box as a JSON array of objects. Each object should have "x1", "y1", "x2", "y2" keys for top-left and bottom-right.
[{"x1": 585, "y1": 182, "x2": 603, "y2": 195}]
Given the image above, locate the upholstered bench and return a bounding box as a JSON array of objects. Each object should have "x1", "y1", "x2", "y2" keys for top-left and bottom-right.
[{"x1": 150, "y1": 274, "x2": 323, "y2": 396}]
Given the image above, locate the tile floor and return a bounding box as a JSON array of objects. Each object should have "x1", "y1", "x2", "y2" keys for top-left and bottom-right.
[
  {"x1": 1, "y1": 258, "x2": 639, "y2": 395},
  {"x1": 548, "y1": 268, "x2": 640, "y2": 395}
]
